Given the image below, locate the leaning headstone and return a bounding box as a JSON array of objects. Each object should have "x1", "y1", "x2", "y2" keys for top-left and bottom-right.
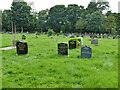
[
  {"x1": 81, "y1": 46, "x2": 92, "y2": 58},
  {"x1": 69, "y1": 40, "x2": 76, "y2": 49},
  {"x1": 58, "y1": 43, "x2": 68, "y2": 55},
  {"x1": 91, "y1": 39, "x2": 98, "y2": 46},
  {"x1": 16, "y1": 41, "x2": 28, "y2": 55},
  {"x1": 22, "y1": 35, "x2": 26, "y2": 40}
]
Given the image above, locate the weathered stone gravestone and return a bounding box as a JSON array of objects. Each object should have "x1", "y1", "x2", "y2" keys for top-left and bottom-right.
[
  {"x1": 116, "y1": 35, "x2": 119, "y2": 39},
  {"x1": 58, "y1": 43, "x2": 68, "y2": 55},
  {"x1": 91, "y1": 39, "x2": 98, "y2": 45},
  {"x1": 16, "y1": 41, "x2": 28, "y2": 55},
  {"x1": 69, "y1": 40, "x2": 76, "y2": 49},
  {"x1": 86, "y1": 35, "x2": 88, "y2": 38},
  {"x1": 107, "y1": 35, "x2": 110, "y2": 39},
  {"x1": 22, "y1": 35, "x2": 26, "y2": 40},
  {"x1": 81, "y1": 46, "x2": 92, "y2": 58}
]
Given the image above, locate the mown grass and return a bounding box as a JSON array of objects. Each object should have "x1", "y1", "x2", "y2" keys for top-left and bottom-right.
[{"x1": 1, "y1": 34, "x2": 118, "y2": 88}]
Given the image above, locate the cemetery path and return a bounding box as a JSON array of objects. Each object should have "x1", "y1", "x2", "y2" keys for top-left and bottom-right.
[{"x1": 0, "y1": 46, "x2": 16, "y2": 50}]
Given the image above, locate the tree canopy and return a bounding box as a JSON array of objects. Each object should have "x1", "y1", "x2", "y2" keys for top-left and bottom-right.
[{"x1": 2, "y1": 0, "x2": 119, "y2": 34}]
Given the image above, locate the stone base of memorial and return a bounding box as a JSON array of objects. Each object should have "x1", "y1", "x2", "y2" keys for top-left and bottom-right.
[{"x1": 16, "y1": 41, "x2": 28, "y2": 55}]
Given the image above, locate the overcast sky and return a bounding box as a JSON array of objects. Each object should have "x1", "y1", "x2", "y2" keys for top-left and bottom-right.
[{"x1": 0, "y1": 0, "x2": 119, "y2": 13}]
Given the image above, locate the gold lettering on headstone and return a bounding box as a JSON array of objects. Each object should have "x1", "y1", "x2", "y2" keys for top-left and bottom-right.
[
  {"x1": 18, "y1": 43, "x2": 26, "y2": 50},
  {"x1": 70, "y1": 41, "x2": 75, "y2": 44},
  {"x1": 59, "y1": 44, "x2": 67, "y2": 53}
]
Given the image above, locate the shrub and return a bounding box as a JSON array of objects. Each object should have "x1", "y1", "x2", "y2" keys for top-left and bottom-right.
[{"x1": 47, "y1": 29, "x2": 54, "y2": 36}]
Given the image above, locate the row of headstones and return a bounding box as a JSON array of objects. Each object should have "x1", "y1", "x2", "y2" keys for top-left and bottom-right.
[
  {"x1": 58, "y1": 43, "x2": 92, "y2": 58},
  {"x1": 16, "y1": 40, "x2": 92, "y2": 58},
  {"x1": 49, "y1": 33, "x2": 119, "y2": 40},
  {"x1": 89, "y1": 35, "x2": 119, "y2": 39}
]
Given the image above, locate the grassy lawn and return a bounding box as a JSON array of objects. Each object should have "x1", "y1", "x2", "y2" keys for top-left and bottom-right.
[{"x1": 1, "y1": 34, "x2": 118, "y2": 88}]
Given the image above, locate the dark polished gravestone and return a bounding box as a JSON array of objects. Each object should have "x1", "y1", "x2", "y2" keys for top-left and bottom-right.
[
  {"x1": 69, "y1": 40, "x2": 76, "y2": 49},
  {"x1": 16, "y1": 41, "x2": 28, "y2": 55},
  {"x1": 22, "y1": 35, "x2": 26, "y2": 40},
  {"x1": 58, "y1": 43, "x2": 68, "y2": 55},
  {"x1": 91, "y1": 39, "x2": 98, "y2": 45},
  {"x1": 81, "y1": 46, "x2": 92, "y2": 58}
]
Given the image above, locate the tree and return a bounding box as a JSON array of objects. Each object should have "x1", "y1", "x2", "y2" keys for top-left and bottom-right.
[
  {"x1": 117, "y1": 13, "x2": 120, "y2": 31},
  {"x1": 85, "y1": 11, "x2": 104, "y2": 33},
  {"x1": 2, "y1": 10, "x2": 12, "y2": 32},
  {"x1": 97, "y1": 0, "x2": 109, "y2": 12},
  {"x1": 61, "y1": 25, "x2": 65, "y2": 33},
  {"x1": 104, "y1": 15, "x2": 117, "y2": 33},
  {"x1": 86, "y1": 0, "x2": 109, "y2": 14},
  {"x1": 48, "y1": 5, "x2": 66, "y2": 32},
  {"x1": 27, "y1": 14, "x2": 38, "y2": 32},
  {"x1": 65, "y1": 4, "x2": 84, "y2": 32},
  {"x1": 38, "y1": 9, "x2": 49, "y2": 32},
  {"x1": 86, "y1": 1, "x2": 98, "y2": 14},
  {"x1": 75, "y1": 18, "x2": 85, "y2": 32},
  {"x1": 11, "y1": 0, "x2": 31, "y2": 33},
  {"x1": 0, "y1": 10, "x2": 2, "y2": 32}
]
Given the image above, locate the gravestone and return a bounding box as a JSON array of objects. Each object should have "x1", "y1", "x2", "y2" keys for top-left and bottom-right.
[
  {"x1": 116, "y1": 35, "x2": 119, "y2": 39},
  {"x1": 86, "y1": 35, "x2": 88, "y2": 38},
  {"x1": 58, "y1": 43, "x2": 68, "y2": 55},
  {"x1": 70, "y1": 36, "x2": 74, "y2": 38},
  {"x1": 113, "y1": 36, "x2": 115, "y2": 39},
  {"x1": 102, "y1": 35, "x2": 104, "y2": 38},
  {"x1": 91, "y1": 39, "x2": 98, "y2": 45},
  {"x1": 36, "y1": 32, "x2": 39, "y2": 35},
  {"x1": 16, "y1": 41, "x2": 28, "y2": 55},
  {"x1": 22, "y1": 35, "x2": 26, "y2": 40},
  {"x1": 81, "y1": 46, "x2": 92, "y2": 58},
  {"x1": 69, "y1": 40, "x2": 76, "y2": 49},
  {"x1": 57, "y1": 33, "x2": 59, "y2": 36},
  {"x1": 107, "y1": 35, "x2": 110, "y2": 39},
  {"x1": 99, "y1": 35, "x2": 101, "y2": 38}
]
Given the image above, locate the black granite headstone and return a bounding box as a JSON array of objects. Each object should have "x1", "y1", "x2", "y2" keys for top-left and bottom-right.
[
  {"x1": 102, "y1": 35, "x2": 104, "y2": 38},
  {"x1": 22, "y1": 35, "x2": 26, "y2": 40},
  {"x1": 69, "y1": 40, "x2": 76, "y2": 49},
  {"x1": 81, "y1": 46, "x2": 92, "y2": 58},
  {"x1": 58, "y1": 43, "x2": 68, "y2": 55},
  {"x1": 16, "y1": 41, "x2": 28, "y2": 55}
]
